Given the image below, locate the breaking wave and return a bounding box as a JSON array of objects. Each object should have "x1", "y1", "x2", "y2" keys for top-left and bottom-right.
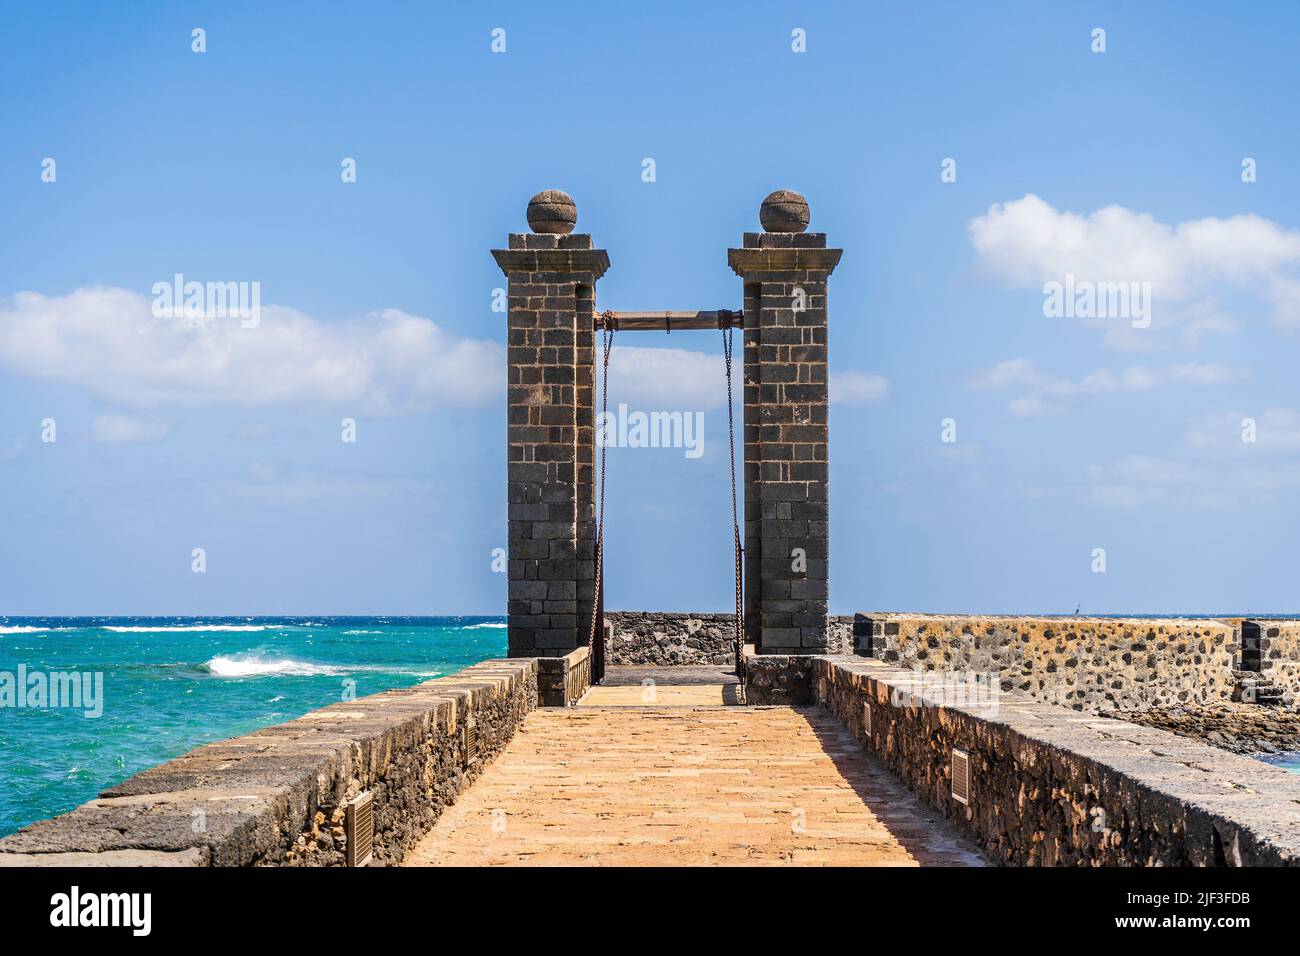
[
  {"x1": 201, "y1": 654, "x2": 344, "y2": 678},
  {"x1": 104, "y1": 625, "x2": 271, "y2": 633}
]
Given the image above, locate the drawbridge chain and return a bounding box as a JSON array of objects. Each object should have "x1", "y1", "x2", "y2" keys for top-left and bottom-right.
[
  {"x1": 587, "y1": 310, "x2": 745, "y2": 697},
  {"x1": 587, "y1": 312, "x2": 616, "y2": 676},
  {"x1": 722, "y1": 324, "x2": 745, "y2": 696}
]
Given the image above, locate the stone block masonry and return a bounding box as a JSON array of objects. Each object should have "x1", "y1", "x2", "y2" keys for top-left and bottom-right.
[
  {"x1": 816, "y1": 656, "x2": 1300, "y2": 866},
  {"x1": 536, "y1": 644, "x2": 592, "y2": 706},
  {"x1": 0, "y1": 660, "x2": 538, "y2": 866},
  {"x1": 729, "y1": 222, "x2": 842, "y2": 654},
  {"x1": 604, "y1": 611, "x2": 856, "y2": 665},
  {"x1": 742, "y1": 647, "x2": 814, "y2": 705},
  {"x1": 497, "y1": 189, "x2": 842, "y2": 656},
  {"x1": 494, "y1": 224, "x2": 609, "y2": 657},
  {"x1": 605, "y1": 611, "x2": 737, "y2": 665},
  {"x1": 856, "y1": 613, "x2": 1240, "y2": 712},
  {"x1": 1257, "y1": 620, "x2": 1300, "y2": 706}
]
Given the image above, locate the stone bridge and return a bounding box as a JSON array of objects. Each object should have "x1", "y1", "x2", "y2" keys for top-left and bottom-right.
[
  {"x1": 5, "y1": 621, "x2": 1300, "y2": 867},
  {"x1": 403, "y1": 665, "x2": 982, "y2": 866}
]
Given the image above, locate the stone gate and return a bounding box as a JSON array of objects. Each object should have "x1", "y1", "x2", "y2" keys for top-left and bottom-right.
[{"x1": 493, "y1": 189, "x2": 841, "y2": 659}]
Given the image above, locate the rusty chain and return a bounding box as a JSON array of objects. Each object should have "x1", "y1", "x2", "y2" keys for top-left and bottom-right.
[
  {"x1": 587, "y1": 312, "x2": 616, "y2": 657},
  {"x1": 722, "y1": 324, "x2": 746, "y2": 698}
]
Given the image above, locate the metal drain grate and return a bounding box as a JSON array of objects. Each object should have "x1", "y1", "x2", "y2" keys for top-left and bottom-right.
[
  {"x1": 951, "y1": 748, "x2": 971, "y2": 805},
  {"x1": 345, "y1": 791, "x2": 373, "y2": 867}
]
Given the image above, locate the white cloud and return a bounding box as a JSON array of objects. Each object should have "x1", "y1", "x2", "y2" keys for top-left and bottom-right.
[
  {"x1": 970, "y1": 357, "x2": 1244, "y2": 417},
  {"x1": 968, "y1": 195, "x2": 1300, "y2": 340},
  {"x1": 1083, "y1": 453, "x2": 1300, "y2": 510},
  {"x1": 830, "y1": 371, "x2": 889, "y2": 406},
  {"x1": 225, "y1": 470, "x2": 439, "y2": 507},
  {"x1": 603, "y1": 346, "x2": 888, "y2": 411},
  {"x1": 3, "y1": 288, "x2": 885, "y2": 419},
  {"x1": 1007, "y1": 395, "x2": 1063, "y2": 419},
  {"x1": 1083, "y1": 456, "x2": 1211, "y2": 509},
  {"x1": 601, "y1": 345, "x2": 729, "y2": 411},
  {"x1": 91, "y1": 414, "x2": 169, "y2": 443},
  {"x1": 1188, "y1": 409, "x2": 1300, "y2": 452},
  {"x1": 234, "y1": 423, "x2": 276, "y2": 440},
  {"x1": 1270, "y1": 276, "x2": 1300, "y2": 329},
  {"x1": 0, "y1": 287, "x2": 501, "y2": 414},
  {"x1": 1167, "y1": 363, "x2": 1240, "y2": 385}
]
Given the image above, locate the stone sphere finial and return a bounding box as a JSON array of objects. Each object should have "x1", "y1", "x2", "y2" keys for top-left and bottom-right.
[
  {"x1": 527, "y1": 189, "x2": 578, "y2": 234},
  {"x1": 759, "y1": 189, "x2": 810, "y2": 233}
]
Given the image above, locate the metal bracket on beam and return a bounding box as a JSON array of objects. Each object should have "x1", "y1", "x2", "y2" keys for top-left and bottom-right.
[{"x1": 594, "y1": 310, "x2": 743, "y2": 332}]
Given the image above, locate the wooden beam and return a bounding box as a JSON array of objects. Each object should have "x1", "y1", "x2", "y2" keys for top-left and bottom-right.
[{"x1": 593, "y1": 310, "x2": 742, "y2": 331}]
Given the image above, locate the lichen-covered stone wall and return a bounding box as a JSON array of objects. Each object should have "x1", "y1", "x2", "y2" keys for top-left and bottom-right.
[
  {"x1": 828, "y1": 615, "x2": 854, "y2": 655},
  {"x1": 815, "y1": 656, "x2": 1300, "y2": 866},
  {"x1": 857, "y1": 614, "x2": 1239, "y2": 712},
  {"x1": 0, "y1": 659, "x2": 538, "y2": 867},
  {"x1": 1260, "y1": 621, "x2": 1300, "y2": 706}
]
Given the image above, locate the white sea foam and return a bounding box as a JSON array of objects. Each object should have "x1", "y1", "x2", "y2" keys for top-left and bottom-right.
[
  {"x1": 204, "y1": 654, "x2": 342, "y2": 678},
  {"x1": 343, "y1": 629, "x2": 382, "y2": 635},
  {"x1": 202, "y1": 653, "x2": 430, "y2": 679},
  {"x1": 462, "y1": 622, "x2": 507, "y2": 629},
  {"x1": 0, "y1": 625, "x2": 49, "y2": 634},
  {"x1": 104, "y1": 624, "x2": 270, "y2": 633}
]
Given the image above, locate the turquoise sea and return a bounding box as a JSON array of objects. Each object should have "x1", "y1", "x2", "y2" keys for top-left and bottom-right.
[
  {"x1": 0, "y1": 617, "x2": 505, "y2": 838},
  {"x1": 1261, "y1": 753, "x2": 1300, "y2": 773}
]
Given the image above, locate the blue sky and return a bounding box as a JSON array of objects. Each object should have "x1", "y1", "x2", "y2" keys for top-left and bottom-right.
[{"x1": 2, "y1": 1, "x2": 1300, "y2": 615}]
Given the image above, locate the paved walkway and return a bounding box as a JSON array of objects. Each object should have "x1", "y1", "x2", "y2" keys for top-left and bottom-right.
[
  {"x1": 578, "y1": 663, "x2": 740, "y2": 706},
  {"x1": 599, "y1": 665, "x2": 740, "y2": 686},
  {"x1": 403, "y1": 689, "x2": 985, "y2": 866}
]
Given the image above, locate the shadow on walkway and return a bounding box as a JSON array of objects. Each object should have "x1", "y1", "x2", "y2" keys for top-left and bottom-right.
[{"x1": 796, "y1": 706, "x2": 989, "y2": 866}]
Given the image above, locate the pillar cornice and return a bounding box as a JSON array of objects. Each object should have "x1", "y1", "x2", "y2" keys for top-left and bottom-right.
[
  {"x1": 727, "y1": 246, "x2": 842, "y2": 277},
  {"x1": 492, "y1": 243, "x2": 610, "y2": 280}
]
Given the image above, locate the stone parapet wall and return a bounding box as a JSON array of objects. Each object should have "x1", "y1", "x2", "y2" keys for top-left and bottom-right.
[
  {"x1": 606, "y1": 611, "x2": 854, "y2": 665},
  {"x1": 1259, "y1": 621, "x2": 1300, "y2": 706},
  {"x1": 742, "y1": 646, "x2": 814, "y2": 705},
  {"x1": 0, "y1": 659, "x2": 538, "y2": 867},
  {"x1": 537, "y1": 644, "x2": 592, "y2": 706},
  {"x1": 855, "y1": 613, "x2": 1239, "y2": 712},
  {"x1": 828, "y1": 615, "x2": 854, "y2": 655},
  {"x1": 605, "y1": 611, "x2": 735, "y2": 665},
  {"x1": 814, "y1": 657, "x2": 1300, "y2": 866}
]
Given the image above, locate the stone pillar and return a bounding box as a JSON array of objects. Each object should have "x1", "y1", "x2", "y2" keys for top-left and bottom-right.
[
  {"x1": 729, "y1": 190, "x2": 842, "y2": 653},
  {"x1": 493, "y1": 190, "x2": 609, "y2": 657}
]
